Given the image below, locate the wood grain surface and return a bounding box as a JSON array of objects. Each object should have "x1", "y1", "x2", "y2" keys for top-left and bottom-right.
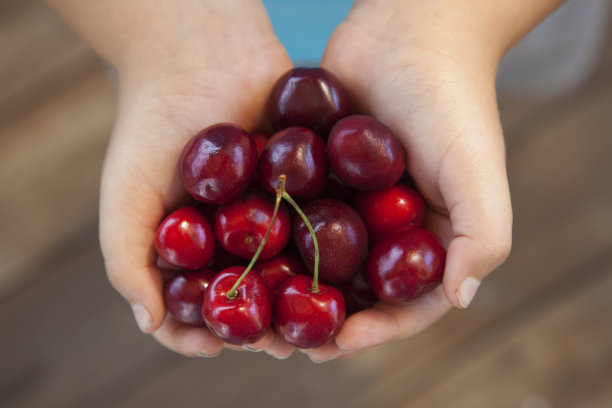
[{"x1": 1, "y1": 2, "x2": 611, "y2": 408}]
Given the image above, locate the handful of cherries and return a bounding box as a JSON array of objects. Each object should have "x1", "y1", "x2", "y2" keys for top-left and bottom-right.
[{"x1": 155, "y1": 67, "x2": 446, "y2": 350}]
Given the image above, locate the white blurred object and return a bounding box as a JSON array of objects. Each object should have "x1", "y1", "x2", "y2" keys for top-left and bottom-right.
[{"x1": 497, "y1": 0, "x2": 611, "y2": 98}]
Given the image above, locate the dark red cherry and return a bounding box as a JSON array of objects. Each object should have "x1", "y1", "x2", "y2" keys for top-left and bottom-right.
[
  {"x1": 206, "y1": 245, "x2": 248, "y2": 270},
  {"x1": 250, "y1": 132, "x2": 270, "y2": 157},
  {"x1": 320, "y1": 171, "x2": 355, "y2": 203},
  {"x1": 202, "y1": 266, "x2": 272, "y2": 345},
  {"x1": 328, "y1": 115, "x2": 405, "y2": 190},
  {"x1": 214, "y1": 190, "x2": 290, "y2": 261},
  {"x1": 154, "y1": 207, "x2": 216, "y2": 270},
  {"x1": 353, "y1": 182, "x2": 425, "y2": 243},
  {"x1": 267, "y1": 67, "x2": 351, "y2": 138},
  {"x1": 293, "y1": 199, "x2": 368, "y2": 284},
  {"x1": 338, "y1": 266, "x2": 377, "y2": 314},
  {"x1": 274, "y1": 275, "x2": 345, "y2": 349},
  {"x1": 180, "y1": 123, "x2": 257, "y2": 204},
  {"x1": 368, "y1": 227, "x2": 446, "y2": 304},
  {"x1": 258, "y1": 126, "x2": 328, "y2": 201},
  {"x1": 252, "y1": 252, "x2": 308, "y2": 294},
  {"x1": 164, "y1": 269, "x2": 216, "y2": 326}
]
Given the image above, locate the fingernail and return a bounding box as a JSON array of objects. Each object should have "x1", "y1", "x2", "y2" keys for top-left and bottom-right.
[
  {"x1": 457, "y1": 277, "x2": 481, "y2": 308},
  {"x1": 243, "y1": 345, "x2": 262, "y2": 352},
  {"x1": 312, "y1": 357, "x2": 336, "y2": 364},
  {"x1": 131, "y1": 303, "x2": 152, "y2": 332},
  {"x1": 197, "y1": 351, "x2": 219, "y2": 358}
]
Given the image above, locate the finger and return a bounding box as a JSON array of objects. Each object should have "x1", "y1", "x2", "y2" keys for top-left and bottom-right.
[
  {"x1": 243, "y1": 328, "x2": 276, "y2": 352},
  {"x1": 261, "y1": 332, "x2": 297, "y2": 360},
  {"x1": 152, "y1": 314, "x2": 224, "y2": 357},
  {"x1": 436, "y1": 124, "x2": 513, "y2": 308},
  {"x1": 333, "y1": 286, "x2": 451, "y2": 352},
  {"x1": 304, "y1": 342, "x2": 347, "y2": 363},
  {"x1": 100, "y1": 171, "x2": 168, "y2": 333}
]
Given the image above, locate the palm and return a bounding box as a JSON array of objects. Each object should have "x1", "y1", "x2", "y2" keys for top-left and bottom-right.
[
  {"x1": 100, "y1": 42, "x2": 295, "y2": 356},
  {"x1": 305, "y1": 18, "x2": 510, "y2": 361}
]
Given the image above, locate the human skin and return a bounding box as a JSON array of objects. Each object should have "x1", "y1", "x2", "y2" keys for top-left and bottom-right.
[{"x1": 44, "y1": 0, "x2": 564, "y2": 361}]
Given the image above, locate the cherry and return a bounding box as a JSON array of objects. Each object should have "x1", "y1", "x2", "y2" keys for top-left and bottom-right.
[
  {"x1": 252, "y1": 252, "x2": 308, "y2": 295},
  {"x1": 154, "y1": 206, "x2": 216, "y2": 270},
  {"x1": 258, "y1": 126, "x2": 328, "y2": 201},
  {"x1": 338, "y1": 266, "x2": 377, "y2": 314},
  {"x1": 206, "y1": 245, "x2": 248, "y2": 270},
  {"x1": 180, "y1": 123, "x2": 257, "y2": 204},
  {"x1": 368, "y1": 227, "x2": 446, "y2": 304},
  {"x1": 201, "y1": 176, "x2": 286, "y2": 345},
  {"x1": 214, "y1": 190, "x2": 290, "y2": 261},
  {"x1": 202, "y1": 266, "x2": 271, "y2": 345},
  {"x1": 320, "y1": 171, "x2": 355, "y2": 203},
  {"x1": 353, "y1": 182, "x2": 425, "y2": 243},
  {"x1": 292, "y1": 198, "x2": 368, "y2": 284},
  {"x1": 164, "y1": 269, "x2": 216, "y2": 326},
  {"x1": 250, "y1": 131, "x2": 270, "y2": 157},
  {"x1": 327, "y1": 115, "x2": 405, "y2": 190},
  {"x1": 267, "y1": 67, "x2": 351, "y2": 138},
  {"x1": 274, "y1": 275, "x2": 345, "y2": 349}
]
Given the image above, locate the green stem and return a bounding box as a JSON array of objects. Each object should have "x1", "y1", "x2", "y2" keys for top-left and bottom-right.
[
  {"x1": 281, "y1": 191, "x2": 320, "y2": 294},
  {"x1": 226, "y1": 176, "x2": 286, "y2": 300}
]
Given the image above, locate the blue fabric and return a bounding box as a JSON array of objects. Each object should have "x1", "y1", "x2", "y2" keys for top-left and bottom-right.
[{"x1": 262, "y1": 0, "x2": 353, "y2": 64}]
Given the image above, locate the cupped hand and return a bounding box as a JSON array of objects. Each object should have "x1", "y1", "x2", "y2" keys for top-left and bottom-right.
[
  {"x1": 306, "y1": 1, "x2": 513, "y2": 362},
  {"x1": 98, "y1": 5, "x2": 296, "y2": 359}
]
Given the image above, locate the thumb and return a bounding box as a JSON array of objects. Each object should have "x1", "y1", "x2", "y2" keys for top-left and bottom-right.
[
  {"x1": 433, "y1": 89, "x2": 513, "y2": 309},
  {"x1": 99, "y1": 143, "x2": 171, "y2": 334}
]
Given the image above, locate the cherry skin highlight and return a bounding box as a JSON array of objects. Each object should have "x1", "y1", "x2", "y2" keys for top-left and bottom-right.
[
  {"x1": 328, "y1": 115, "x2": 406, "y2": 190},
  {"x1": 214, "y1": 190, "x2": 291, "y2": 261},
  {"x1": 164, "y1": 268, "x2": 217, "y2": 326},
  {"x1": 154, "y1": 206, "x2": 216, "y2": 270},
  {"x1": 292, "y1": 198, "x2": 368, "y2": 284},
  {"x1": 367, "y1": 227, "x2": 446, "y2": 304},
  {"x1": 180, "y1": 123, "x2": 257, "y2": 204},
  {"x1": 267, "y1": 67, "x2": 351, "y2": 138},
  {"x1": 258, "y1": 126, "x2": 328, "y2": 201},
  {"x1": 353, "y1": 182, "x2": 425, "y2": 243},
  {"x1": 273, "y1": 275, "x2": 346, "y2": 349},
  {"x1": 202, "y1": 266, "x2": 272, "y2": 345}
]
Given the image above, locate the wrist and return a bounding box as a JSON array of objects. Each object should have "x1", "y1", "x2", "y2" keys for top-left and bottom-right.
[
  {"x1": 348, "y1": 0, "x2": 566, "y2": 70},
  {"x1": 46, "y1": 0, "x2": 277, "y2": 77}
]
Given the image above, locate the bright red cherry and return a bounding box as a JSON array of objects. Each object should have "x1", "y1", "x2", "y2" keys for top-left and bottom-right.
[
  {"x1": 180, "y1": 123, "x2": 257, "y2": 204},
  {"x1": 214, "y1": 190, "x2": 290, "y2": 261},
  {"x1": 252, "y1": 252, "x2": 308, "y2": 294},
  {"x1": 327, "y1": 115, "x2": 405, "y2": 190},
  {"x1": 368, "y1": 227, "x2": 446, "y2": 304},
  {"x1": 292, "y1": 199, "x2": 368, "y2": 284},
  {"x1": 258, "y1": 126, "x2": 328, "y2": 201},
  {"x1": 267, "y1": 67, "x2": 351, "y2": 138},
  {"x1": 164, "y1": 269, "x2": 216, "y2": 326},
  {"x1": 154, "y1": 206, "x2": 216, "y2": 270},
  {"x1": 338, "y1": 266, "x2": 377, "y2": 314},
  {"x1": 353, "y1": 182, "x2": 425, "y2": 243},
  {"x1": 202, "y1": 267, "x2": 272, "y2": 345},
  {"x1": 273, "y1": 275, "x2": 345, "y2": 349}
]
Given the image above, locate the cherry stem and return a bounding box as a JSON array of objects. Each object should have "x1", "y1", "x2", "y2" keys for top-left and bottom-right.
[
  {"x1": 226, "y1": 175, "x2": 286, "y2": 300},
  {"x1": 281, "y1": 191, "x2": 320, "y2": 294}
]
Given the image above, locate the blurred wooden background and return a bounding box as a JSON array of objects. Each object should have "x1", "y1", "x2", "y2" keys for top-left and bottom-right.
[{"x1": 1, "y1": 2, "x2": 612, "y2": 407}]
